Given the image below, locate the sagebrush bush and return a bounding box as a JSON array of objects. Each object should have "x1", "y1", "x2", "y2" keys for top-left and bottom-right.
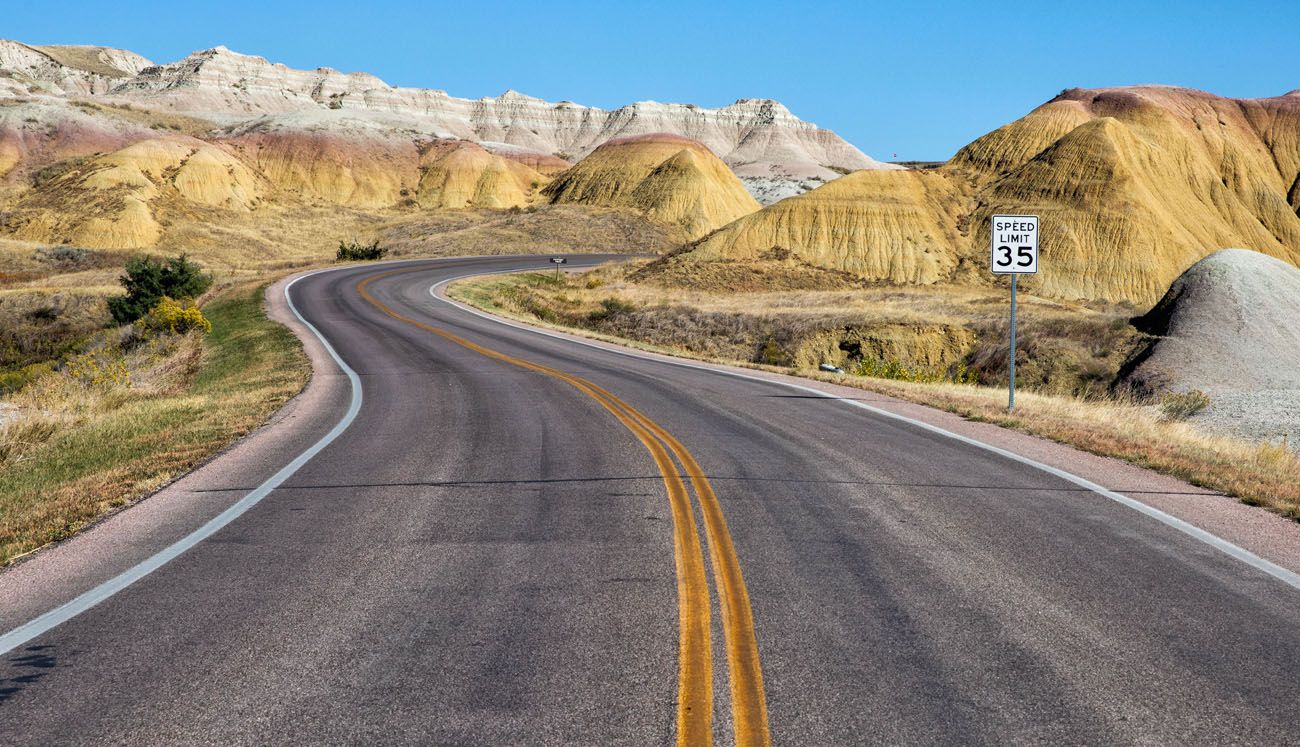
[
  {"x1": 336, "y1": 240, "x2": 388, "y2": 262},
  {"x1": 588, "y1": 296, "x2": 639, "y2": 322},
  {"x1": 1160, "y1": 389, "x2": 1211, "y2": 420},
  {"x1": 137, "y1": 297, "x2": 212, "y2": 336},
  {"x1": 66, "y1": 350, "x2": 130, "y2": 388}
]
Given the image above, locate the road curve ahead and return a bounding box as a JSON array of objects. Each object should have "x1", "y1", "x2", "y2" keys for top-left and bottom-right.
[{"x1": 3, "y1": 255, "x2": 1300, "y2": 745}]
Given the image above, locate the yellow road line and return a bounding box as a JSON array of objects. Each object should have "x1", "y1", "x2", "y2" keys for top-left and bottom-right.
[
  {"x1": 356, "y1": 272, "x2": 715, "y2": 745},
  {"x1": 581, "y1": 382, "x2": 771, "y2": 747}
]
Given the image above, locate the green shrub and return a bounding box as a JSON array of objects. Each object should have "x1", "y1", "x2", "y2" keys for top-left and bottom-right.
[
  {"x1": 107, "y1": 254, "x2": 213, "y2": 325},
  {"x1": 336, "y1": 239, "x2": 388, "y2": 262},
  {"x1": 588, "y1": 296, "x2": 639, "y2": 323},
  {"x1": 1160, "y1": 389, "x2": 1211, "y2": 420}
]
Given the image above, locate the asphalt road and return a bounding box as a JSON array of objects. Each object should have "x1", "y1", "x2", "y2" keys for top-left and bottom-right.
[{"x1": 3, "y1": 255, "x2": 1300, "y2": 745}]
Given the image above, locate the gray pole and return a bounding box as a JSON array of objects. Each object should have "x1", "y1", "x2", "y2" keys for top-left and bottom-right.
[{"x1": 1009, "y1": 273, "x2": 1017, "y2": 411}]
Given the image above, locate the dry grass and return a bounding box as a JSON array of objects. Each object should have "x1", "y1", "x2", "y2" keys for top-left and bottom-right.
[
  {"x1": 0, "y1": 281, "x2": 309, "y2": 565},
  {"x1": 67, "y1": 99, "x2": 220, "y2": 138},
  {"x1": 450, "y1": 269, "x2": 1300, "y2": 522},
  {"x1": 800, "y1": 374, "x2": 1300, "y2": 520},
  {"x1": 452, "y1": 265, "x2": 1146, "y2": 395},
  {"x1": 30, "y1": 47, "x2": 134, "y2": 79}
]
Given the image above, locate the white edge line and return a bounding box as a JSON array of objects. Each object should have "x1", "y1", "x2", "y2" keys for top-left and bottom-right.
[
  {"x1": 0, "y1": 268, "x2": 365, "y2": 656},
  {"x1": 429, "y1": 271, "x2": 1300, "y2": 593}
]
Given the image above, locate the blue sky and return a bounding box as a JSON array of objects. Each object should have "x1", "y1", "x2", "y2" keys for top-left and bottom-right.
[{"x1": 7, "y1": 0, "x2": 1297, "y2": 161}]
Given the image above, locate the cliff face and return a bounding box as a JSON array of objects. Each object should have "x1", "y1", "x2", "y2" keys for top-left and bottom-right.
[
  {"x1": 108, "y1": 46, "x2": 883, "y2": 171},
  {"x1": 0, "y1": 43, "x2": 889, "y2": 203},
  {"x1": 681, "y1": 86, "x2": 1300, "y2": 306}
]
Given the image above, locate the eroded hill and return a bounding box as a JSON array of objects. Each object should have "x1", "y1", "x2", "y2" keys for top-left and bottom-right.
[
  {"x1": 544, "y1": 134, "x2": 760, "y2": 239},
  {"x1": 661, "y1": 86, "x2": 1300, "y2": 307}
]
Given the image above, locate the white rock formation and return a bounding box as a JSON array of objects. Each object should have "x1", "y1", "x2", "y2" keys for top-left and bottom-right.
[
  {"x1": 0, "y1": 43, "x2": 891, "y2": 202},
  {"x1": 0, "y1": 40, "x2": 151, "y2": 95}
]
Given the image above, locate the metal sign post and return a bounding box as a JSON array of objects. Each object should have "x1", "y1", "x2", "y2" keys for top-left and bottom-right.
[
  {"x1": 1009, "y1": 273, "x2": 1018, "y2": 410},
  {"x1": 990, "y1": 215, "x2": 1039, "y2": 411},
  {"x1": 549, "y1": 256, "x2": 568, "y2": 280}
]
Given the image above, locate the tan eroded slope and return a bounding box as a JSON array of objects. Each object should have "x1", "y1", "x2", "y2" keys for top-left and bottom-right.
[
  {"x1": 965, "y1": 88, "x2": 1300, "y2": 303},
  {"x1": 544, "y1": 133, "x2": 759, "y2": 239},
  {"x1": 688, "y1": 169, "x2": 968, "y2": 284},
  {"x1": 416, "y1": 140, "x2": 546, "y2": 209}
]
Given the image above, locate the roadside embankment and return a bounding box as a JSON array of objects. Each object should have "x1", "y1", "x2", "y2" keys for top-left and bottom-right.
[{"x1": 0, "y1": 281, "x2": 310, "y2": 565}]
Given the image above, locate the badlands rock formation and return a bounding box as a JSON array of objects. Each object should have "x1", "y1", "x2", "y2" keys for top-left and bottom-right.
[
  {"x1": 1126, "y1": 249, "x2": 1300, "y2": 393},
  {"x1": 215, "y1": 112, "x2": 551, "y2": 210},
  {"x1": 11, "y1": 137, "x2": 264, "y2": 248},
  {"x1": 1123, "y1": 249, "x2": 1300, "y2": 444},
  {"x1": 417, "y1": 140, "x2": 547, "y2": 210},
  {"x1": 686, "y1": 168, "x2": 967, "y2": 283},
  {"x1": 959, "y1": 87, "x2": 1300, "y2": 303},
  {"x1": 0, "y1": 40, "x2": 151, "y2": 96},
  {"x1": 544, "y1": 134, "x2": 759, "y2": 239},
  {"x1": 0, "y1": 98, "x2": 156, "y2": 186},
  {"x1": 676, "y1": 86, "x2": 1300, "y2": 306},
  {"x1": 0, "y1": 42, "x2": 886, "y2": 203}
]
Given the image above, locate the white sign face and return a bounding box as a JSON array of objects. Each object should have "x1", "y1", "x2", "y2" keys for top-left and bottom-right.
[{"x1": 990, "y1": 215, "x2": 1039, "y2": 274}]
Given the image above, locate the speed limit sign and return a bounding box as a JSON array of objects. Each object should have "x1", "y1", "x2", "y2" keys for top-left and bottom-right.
[
  {"x1": 990, "y1": 215, "x2": 1039, "y2": 274},
  {"x1": 990, "y1": 214, "x2": 1040, "y2": 412}
]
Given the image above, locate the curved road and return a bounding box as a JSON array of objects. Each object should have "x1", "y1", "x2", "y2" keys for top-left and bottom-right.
[{"x1": 3, "y1": 255, "x2": 1300, "y2": 745}]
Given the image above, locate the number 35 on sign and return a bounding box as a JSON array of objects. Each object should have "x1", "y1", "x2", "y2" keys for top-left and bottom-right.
[{"x1": 990, "y1": 215, "x2": 1038, "y2": 274}]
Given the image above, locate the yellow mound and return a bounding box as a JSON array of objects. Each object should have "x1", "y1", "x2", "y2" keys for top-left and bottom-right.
[
  {"x1": 416, "y1": 140, "x2": 545, "y2": 209},
  {"x1": 966, "y1": 88, "x2": 1300, "y2": 303},
  {"x1": 544, "y1": 133, "x2": 759, "y2": 239},
  {"x1": 949, "y1": 98, "x2": 1095, "y2": 180},
  {"x1": 677, "y1": 87, "x2": 1300, "y2": 306},
  {"x1": 12, "y1": 138, "x2": 263, "y2": 248},
  {"x1": 690, "y1": 169, "x2": 967, "y2": 284},
  {"x1": 489, "y1": 148, "x2": 571, "y2": 177},
  {"x1": 72, "y1": 198, "x2": 162, "y2": 247},
  {"x1": 226, "y1": 134, "x2": 544, "y2": 210},
  {"x1": 83, "y1": 139, "x2": 261, "y2": 209}
]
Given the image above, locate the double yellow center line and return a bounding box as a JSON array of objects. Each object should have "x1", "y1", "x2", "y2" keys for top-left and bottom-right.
[{"x1": 356, "y1": 270, "x2": 770, "y2": 746}]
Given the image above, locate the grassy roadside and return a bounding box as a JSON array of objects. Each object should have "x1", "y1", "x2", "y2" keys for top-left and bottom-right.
[
  {"x1": 449, "y1": 272, "x2": 1300, "y2": 521},
  {"x1": 0, "y1": 281, "x2": 310, "y2": 565}
]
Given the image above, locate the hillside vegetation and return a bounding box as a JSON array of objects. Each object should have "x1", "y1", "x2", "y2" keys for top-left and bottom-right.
[{"x1": 0, "y1": 281, "x2": 308, "y2": 564}]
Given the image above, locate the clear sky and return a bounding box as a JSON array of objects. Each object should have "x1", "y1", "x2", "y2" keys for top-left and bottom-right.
[{"x1": 6, "y1": 0, "x2": 1297, "y2": 161}]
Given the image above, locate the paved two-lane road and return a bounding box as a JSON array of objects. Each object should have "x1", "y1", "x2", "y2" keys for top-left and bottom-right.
[{"x1": 3, "y1": 255, "x2": 1299, "y2": 745}]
